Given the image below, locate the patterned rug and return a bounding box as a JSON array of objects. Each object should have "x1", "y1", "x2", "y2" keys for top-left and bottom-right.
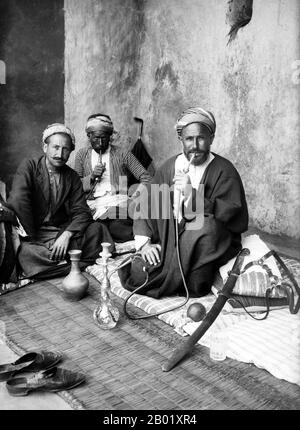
[{"x1": 1, "y1": 273, "x2": 300, "y2": 410}]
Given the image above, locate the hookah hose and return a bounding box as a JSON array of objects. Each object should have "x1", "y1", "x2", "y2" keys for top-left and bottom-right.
[
  {"x1": 118, "y1": 158, "x2": 197, "y2": 320},
  {"x1": 87, "y1": 149, "x2": 102, "y2": 201},
  {"x1": 108, "y1": 156, "x2": 197, "y2": 320},
  {"x1": 86, "y1": 180, "x2": 98, "y2": 201},
  {"x1": 113, "y1": 218, "x2": 190, "y2": 320}
]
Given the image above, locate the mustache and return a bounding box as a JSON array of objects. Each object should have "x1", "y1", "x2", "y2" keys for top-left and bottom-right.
[
  {"x1": 94, "y1": 142, "x2": 108, "y2": 147},
  {"x1": 189, "y1": 150, "x2": 207, "y2": 155}
]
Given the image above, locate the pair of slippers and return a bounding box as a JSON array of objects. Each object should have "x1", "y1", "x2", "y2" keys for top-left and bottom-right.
[{"x1": 0, "y1": 350, "x2": 85, "y2": 396}]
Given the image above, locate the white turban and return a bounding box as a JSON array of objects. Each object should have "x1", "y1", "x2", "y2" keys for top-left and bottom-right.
[
  {"x1": 85, "y1": 115, "x2": 114, "y2": 135},
  {"x1": 42, "y1": 123, "x2": 75, "y2": 148},
  {"x1": 175, "y1": 107, "x2": 216, "y2": 136}
]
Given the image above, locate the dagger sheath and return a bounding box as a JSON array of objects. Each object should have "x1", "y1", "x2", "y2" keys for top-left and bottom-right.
[{"x1": 162, "y1": 248, "x2": 250, "y2": 372}]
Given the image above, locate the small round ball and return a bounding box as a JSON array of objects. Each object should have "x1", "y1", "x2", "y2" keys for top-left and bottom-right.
[{"x1": 187, "y1": 303, "x2": 206, "y2": 322}]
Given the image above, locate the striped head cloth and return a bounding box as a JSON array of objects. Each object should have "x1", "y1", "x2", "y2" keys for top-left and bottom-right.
[
  {"x1": 85, "y1": 114, "x2": 114, "y2": 135},
  {"x1": 175, "y1": 107, "x2": 216, "y2": 137}
]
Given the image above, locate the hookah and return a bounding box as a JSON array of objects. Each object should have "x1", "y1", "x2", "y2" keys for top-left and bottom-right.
[
  {"x1": 92, "y1": 243, "x2": 145, "y2": 328},
  {"x1": 93, "y1": 242, "x2": 122, "y2": 329}
]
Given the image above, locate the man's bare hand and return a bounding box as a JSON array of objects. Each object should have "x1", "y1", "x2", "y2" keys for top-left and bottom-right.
[
  {"x1": 91, "y1": 162, "x2": 106, "y2": 181},
  {"x1": 141, "y1": 243, "x2": 161, "y2": 266},
  {"x1": 50, "y1": 231, "x2": 73, "y2": 261}
]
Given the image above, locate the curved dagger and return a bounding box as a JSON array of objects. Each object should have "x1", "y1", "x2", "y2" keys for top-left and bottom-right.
[{"x1": 162, "y1": 247, "x2": 250, "y2": 372}]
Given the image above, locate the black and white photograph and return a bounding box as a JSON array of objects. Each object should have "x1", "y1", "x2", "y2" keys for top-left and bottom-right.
[{"x1": 0, "y1": 0, "x2": 299, "y2": 414}]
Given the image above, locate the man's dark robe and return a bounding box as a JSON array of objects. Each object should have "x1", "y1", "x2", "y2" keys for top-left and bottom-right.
[
  {"x1": 119, "y1": 153, "x2": 248, "y2": 298},
  {"x1": 7, "y1": 156, "x2": 113, "y2": 279}
]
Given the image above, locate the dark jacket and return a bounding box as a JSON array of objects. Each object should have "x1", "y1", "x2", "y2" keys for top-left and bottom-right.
[{"x1": 7, "y1": 156, "x2": 93, "y2": 239}]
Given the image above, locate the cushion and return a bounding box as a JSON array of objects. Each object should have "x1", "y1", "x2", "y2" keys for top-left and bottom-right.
[{"x1": 212, "y1": 272, "x2": 288, "y2": 314}]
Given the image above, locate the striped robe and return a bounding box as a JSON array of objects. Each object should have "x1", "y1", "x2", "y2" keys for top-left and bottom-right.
[
  {"x1": 74, "y1": 136, "x2": 152, "y2": 242},
  {"x1": 74, "y1": 136, "x2": 152, "y2": 195}
]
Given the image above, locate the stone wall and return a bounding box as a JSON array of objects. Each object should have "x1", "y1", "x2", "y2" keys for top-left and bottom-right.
[{"x1": 65, "y1": 0, "x2": 300, "y2": 238}]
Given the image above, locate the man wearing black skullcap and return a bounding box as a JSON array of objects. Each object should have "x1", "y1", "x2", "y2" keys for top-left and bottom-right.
[{"x1": 120, "y1": 107, "x2": 248, "y2": 298}]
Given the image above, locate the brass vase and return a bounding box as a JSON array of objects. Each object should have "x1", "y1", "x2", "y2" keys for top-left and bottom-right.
[{"x1": 62, "y1": 249, "x2": 89, "y2": 301}]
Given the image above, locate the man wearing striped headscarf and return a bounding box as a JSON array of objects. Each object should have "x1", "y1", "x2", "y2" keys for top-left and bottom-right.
[
  {"x1": 120, "y1": 107, "x2": 249, "y2": 298},
  {"x1": 74, "y1": 114, "x2": 152, "y2": 243}
]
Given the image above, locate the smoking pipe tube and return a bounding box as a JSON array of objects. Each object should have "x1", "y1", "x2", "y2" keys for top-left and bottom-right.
[
  {"x1": 161, "y1": 247, "x2": 250, "y2": 372},
  {"x1": 86, "y1": 149, "x2": 102, "y2": 200}
]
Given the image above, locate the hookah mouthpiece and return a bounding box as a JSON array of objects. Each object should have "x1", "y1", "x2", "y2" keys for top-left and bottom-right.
[{"x1": 183, "y1": 153, "x2": 195, "y2": 174}]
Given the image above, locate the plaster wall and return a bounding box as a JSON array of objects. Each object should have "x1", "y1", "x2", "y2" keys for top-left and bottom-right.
[
  {"x1": 65, "y1": 0, "x2": 300, "y2": 238},
  {"x1": 64, "y1": 0, "x2": 145, "y2": 164},
  {"x1": 0, "y1": 0, "x2": 65, "y2": 188}
]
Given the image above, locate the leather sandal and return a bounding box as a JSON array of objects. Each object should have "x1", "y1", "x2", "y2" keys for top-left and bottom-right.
[
  {"x1": 0, "y1": 351, "x2": 62, "y2": 382},
  {"x1": 6, "y1": 367, "x2": 85, "y2": 396}
]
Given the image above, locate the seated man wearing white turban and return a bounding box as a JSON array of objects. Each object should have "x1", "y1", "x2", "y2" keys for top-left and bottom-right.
[
  {"x1": 7, "y1": 123, "x2": 112, "y2": 280},
  {"x1": 119, "y1": 107, "x2": 249, "y2": 298},
  {"x1": 74, "y1": 113, "x2": 152, "y2": 243}
]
